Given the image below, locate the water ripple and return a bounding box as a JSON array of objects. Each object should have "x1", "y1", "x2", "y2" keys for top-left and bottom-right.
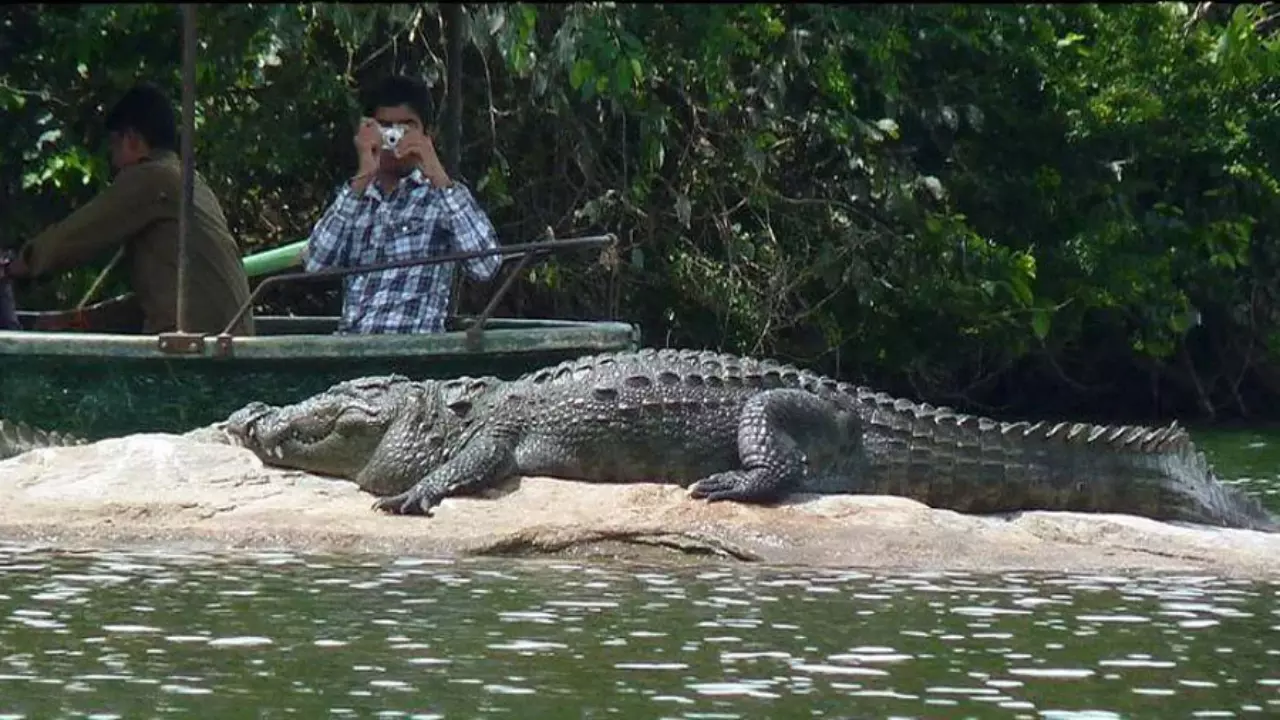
[{"x1": 0, "y1": 547, "x2": 1272, "y2": 717}]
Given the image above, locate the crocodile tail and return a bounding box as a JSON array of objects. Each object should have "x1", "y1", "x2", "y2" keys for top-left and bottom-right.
[
  {"x1": 858, "y1": 397, "x2": 1279, "y2": 533},
  {"x1": 0, "y1": 419, "x2": 86, "y2": 461},
  {"x1": 1162, "y1": 437, "x2": 1279, "y2": 532}
]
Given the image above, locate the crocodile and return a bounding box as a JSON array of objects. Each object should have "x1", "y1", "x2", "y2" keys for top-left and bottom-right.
[
  {"x1": 0, "y1": 415, "x2": 243, "y2": 461},
  {"x1": 0, "y1": 419, "x2": 87, "y2": 460},
  {"x1": 213, "y1": 348, "x2": 1279, "y2": 532}
]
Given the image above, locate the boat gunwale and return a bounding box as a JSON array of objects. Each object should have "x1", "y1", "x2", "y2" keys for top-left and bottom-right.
[{"x1": 0, "y1": 319, "x2": 640, "y2": 360}]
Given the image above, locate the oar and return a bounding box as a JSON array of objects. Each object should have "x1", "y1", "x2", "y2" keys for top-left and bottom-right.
[
  {"x1": 0, "y1": 252, "x2": 20, "y2": 330},
  {"x1": 68, "y1": 245, "x2": 127, "y2": 328},
  {"x1": 242, "y1": 239, "x2": 306, "y2": 278}
]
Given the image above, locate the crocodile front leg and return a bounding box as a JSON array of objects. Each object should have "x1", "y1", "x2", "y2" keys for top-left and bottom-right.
[
  {"x1": 689, "y1": 388, "x2": 860, "y2": 503},
  {"x1": 372, "y1": 430, "x2": 519, "y2": 516}
]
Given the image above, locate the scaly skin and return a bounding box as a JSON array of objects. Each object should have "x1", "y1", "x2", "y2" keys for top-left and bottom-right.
[
  {"x1": 0, "y1": 419, "x2": 86, "y2": 460},
  {"x1": 220, "y1": 348, "x2": 1279, "y2": 532}
]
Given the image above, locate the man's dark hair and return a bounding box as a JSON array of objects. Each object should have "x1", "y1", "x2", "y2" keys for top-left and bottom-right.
[
  {"x1": 104, "y1": 83, "x2": 178, "y2": 152},
  {"x1": 363, "y1": 75, "x2": 434, "y2": 126}
]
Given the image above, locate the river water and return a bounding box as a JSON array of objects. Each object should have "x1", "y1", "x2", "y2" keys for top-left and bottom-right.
[{"x1": 0, "y1": 430, "x2": 1276, "y2": 718}]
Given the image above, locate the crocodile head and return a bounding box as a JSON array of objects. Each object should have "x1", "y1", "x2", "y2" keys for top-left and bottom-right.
[
  {"x1": 221, "y1": 374, "x2": 500, "y2": 495},
  {"x1": 223, "y1": 375, "x2": 423, "y2": 482}
]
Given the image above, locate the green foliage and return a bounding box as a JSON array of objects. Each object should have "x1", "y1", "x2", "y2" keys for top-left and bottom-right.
[{"x1": 2, "y1": 3, "x2": 1278, "y2": 419}]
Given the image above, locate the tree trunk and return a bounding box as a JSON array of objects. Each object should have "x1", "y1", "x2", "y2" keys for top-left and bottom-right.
[{"x1": 441, "y1": 4, "x2": 464, "y2": 178}]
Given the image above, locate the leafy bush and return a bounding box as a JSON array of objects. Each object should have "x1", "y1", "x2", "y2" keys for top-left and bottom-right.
[{"x1": 2, "y1": 3, "x2": 1277, "y2": 420}]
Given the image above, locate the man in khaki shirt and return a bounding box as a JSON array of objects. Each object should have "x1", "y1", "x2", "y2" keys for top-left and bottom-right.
[{"x1": 7, "y1": 83, "x2": 254, "y2": 335}]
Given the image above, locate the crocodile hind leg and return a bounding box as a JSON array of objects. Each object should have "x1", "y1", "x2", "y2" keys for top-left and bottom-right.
[{"x1": 689, "y1": 389, "x2": 860, "y2": 503}]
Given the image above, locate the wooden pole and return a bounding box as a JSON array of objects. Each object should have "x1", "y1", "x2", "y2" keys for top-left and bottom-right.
[
  {"x1": 441, "y1": 3, "x2": 464, "y2": 178},
  {"x1": 176, "y1": 3, "x2": 198, "y2": 334}
]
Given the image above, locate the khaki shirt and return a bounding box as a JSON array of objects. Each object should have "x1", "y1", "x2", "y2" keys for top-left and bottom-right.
[{"x1": 20, "y1": 151, "x2": 254, "y2": 335}]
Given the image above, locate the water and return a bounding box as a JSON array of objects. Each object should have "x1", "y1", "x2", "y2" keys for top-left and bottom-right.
[
  {"x1": 0, "y1": 430, "x2": 1276, "y2": 717},
  {"x1": 0, "y1": 550, "x2": 1276, "y2": 718},
  {"x1": 1196, "y1": 426, "x2": 1280, "y2": 511}
]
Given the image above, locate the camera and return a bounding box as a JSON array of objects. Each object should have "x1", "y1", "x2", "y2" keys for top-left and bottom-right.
[{"x1": 380, "y1": 124, "x2": 406, "y2": 151}]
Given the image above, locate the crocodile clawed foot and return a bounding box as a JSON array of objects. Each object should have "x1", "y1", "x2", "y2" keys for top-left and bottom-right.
[
  {"x1": 372, "y1": 487, "x2": 441, "y2": 517},
  {"x1": 689, "y1": 471, "x2": 769, "y2": 503}
]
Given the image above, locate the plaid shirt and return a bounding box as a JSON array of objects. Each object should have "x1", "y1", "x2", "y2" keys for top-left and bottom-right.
[{"x1": 304, "y1": 170, "x2": 501, "y2": 334}]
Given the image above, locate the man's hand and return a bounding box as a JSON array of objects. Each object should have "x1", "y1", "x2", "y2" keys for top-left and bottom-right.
[
  {"x1": 353, "y1": 118, "x2": 382, "y2": 177},
  {"x1": 395, "y1": 128, "x2": 452, "y2": 188}
]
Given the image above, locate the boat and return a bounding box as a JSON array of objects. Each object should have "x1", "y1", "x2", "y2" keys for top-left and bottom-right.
[
  {"x1": 0, "y1": 6, "x2": 638, "y2": 440},
  {"x1": 0, "y1": 235, "x2": 639, "y2": 440}
]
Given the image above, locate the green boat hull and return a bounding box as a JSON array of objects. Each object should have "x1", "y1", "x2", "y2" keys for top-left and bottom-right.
[{"x1": 0, "y1": 314, "x2": 640, "y2": 439}]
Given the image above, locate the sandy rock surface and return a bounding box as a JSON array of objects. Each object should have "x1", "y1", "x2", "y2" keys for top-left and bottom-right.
[{"x1": 0, "y1": 434, "x2": 1276, "y2": 578}]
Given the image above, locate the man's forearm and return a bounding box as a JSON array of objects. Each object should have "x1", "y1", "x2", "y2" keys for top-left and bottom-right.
[
  {"x1": 303, "y1": 226, "x2": 352, "y2": 271},
  {"x1": 21, "y1": 167, "x2": 162, "y2": 277},
  {"x1": 441, "y1": 184, "x2": 502, "y2": 282},
  {"x1": 304, "y1": 185, "x2": 367, "y2": 271},
  {"x1": 464, "y1": 244, "x2": 502, "y2": 282}
]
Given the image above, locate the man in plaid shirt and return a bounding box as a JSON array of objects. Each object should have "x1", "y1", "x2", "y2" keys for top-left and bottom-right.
[{"x1": 304, "y1": 75, "x2": 501, "y2": 334}]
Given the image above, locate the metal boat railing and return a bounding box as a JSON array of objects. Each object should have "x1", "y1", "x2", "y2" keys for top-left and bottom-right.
[{"x1": 180, "y1": 231, "x2": 617, "y2": 358}]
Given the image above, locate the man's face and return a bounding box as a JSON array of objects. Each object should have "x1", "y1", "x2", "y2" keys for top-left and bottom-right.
[
  {"x1": 373, "y1": 104, "x2": 425, "y2": 176},
  {"x1": 107, "y1": 130, "x2": 148, "y2": 172}
]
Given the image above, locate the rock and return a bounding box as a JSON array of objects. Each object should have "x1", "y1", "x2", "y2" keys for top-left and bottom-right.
[{"x1": 0, "y1": 434, "x2": 1277, "y2": 578}]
